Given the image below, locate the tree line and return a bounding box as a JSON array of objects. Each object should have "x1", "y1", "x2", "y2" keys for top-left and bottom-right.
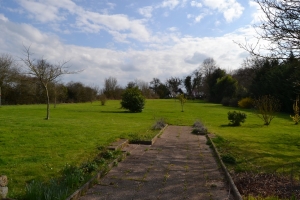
[{"x1": 1, "y1": 51, "x2": 300, "y2": 114}]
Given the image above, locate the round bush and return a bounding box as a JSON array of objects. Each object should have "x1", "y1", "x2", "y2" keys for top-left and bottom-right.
[
  {"x1": 238, "y1": 97, "x2": 253, "y2": 109},
  {"x1": 121, "y1": 87, "x2": 145, "y2": 113}
]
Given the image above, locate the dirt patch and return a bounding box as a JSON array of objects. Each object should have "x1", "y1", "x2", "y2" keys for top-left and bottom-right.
[{"x1": 233, "y1": 172, "x2": 300, "y2": 199}]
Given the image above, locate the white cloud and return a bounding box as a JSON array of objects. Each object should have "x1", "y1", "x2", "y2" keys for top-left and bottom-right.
[
  {"x1": 17, "y1": 0, "x2": 152, "y2": 43},
  {"x1": 191, "y1": 1, "x2": 202, "y2": 8},
  {"x1": 168, "y1": 27, "x2": 178, "y2": 32},
  {"x1": 159, "y1": 0, "x2": 180, "y2": 10},
  {"x1": 202, "y1": 0, "x2": 244, "y2": 22},
  {"x1": 249, "y1": 0, "x2": 264, "y2": 24},
  {"x1": 0, "y1": 14, "x2": 8, "y2": 22},
  {"x1": 138, "y1": 6, "x2": 153, "y2": 18},
  {"x1": 195, "y1": 14, "x2": 204, "y2": 23}
]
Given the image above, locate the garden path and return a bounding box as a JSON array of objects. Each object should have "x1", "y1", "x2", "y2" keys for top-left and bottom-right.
[{"x1": 79, "y1": 126, "x2": 234, "y2": 200}]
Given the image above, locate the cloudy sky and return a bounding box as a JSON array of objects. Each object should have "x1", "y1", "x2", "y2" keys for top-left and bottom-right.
[{"x1": 0, "y1": 0, "x2": 262, "y2": 88}]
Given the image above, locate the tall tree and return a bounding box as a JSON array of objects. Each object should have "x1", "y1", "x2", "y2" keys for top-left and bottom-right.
[
  {"x1": 149, "y1": 78, "x2": 161, "y2": 96},
  {"x1": 239, "y1": 0, "x2": 300, "y2": 59},
  {"x1": 21, "y1": 46, "x2": 79, "y2": 120},
  {"x1": 166, "y1": 77, "x2": 182, "y2": 98},
  {"x1": 103, "y1": 77, "x2": 122, "y2": 99}
]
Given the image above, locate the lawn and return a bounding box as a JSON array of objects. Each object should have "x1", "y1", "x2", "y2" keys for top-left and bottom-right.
[{"x1": 1, "y1": 99, "x2": 299, "y2": 198}]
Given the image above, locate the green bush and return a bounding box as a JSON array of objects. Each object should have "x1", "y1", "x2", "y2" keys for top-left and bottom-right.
[
  {"x1": 238, "y1": 97, "x2": 253, "y2": 109},
  {"x1": 120, "y1": 87, "x2": 145, "y2": 113},
  {"x1": 227, "y1": 111, "x2": 247, "y2": 126}
]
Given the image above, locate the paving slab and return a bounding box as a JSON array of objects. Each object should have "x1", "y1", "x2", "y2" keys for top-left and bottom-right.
[{"x1": 79, "y1": 126, "x2": 234, "y2": 200}]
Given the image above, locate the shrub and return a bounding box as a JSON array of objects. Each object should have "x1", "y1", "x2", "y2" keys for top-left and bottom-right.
[
  {"x1": 290, "y1": 95, "x2": 300, "y2": 125},
  {"x1": 191, "y1": 120, "x2": 208, "y2": 135},
  {"x1": 238, "y1": 97, "x2": 253, "y2": 109},
  {"x1": 253, "y1": 95, "x2": 281, "y2": 125},
  {"x1": 99, "y1": 94, "x2": 107, "y2": 106},
  {"x1": 221, "y1": 97, "x2": 230, "y2": 106},
  {"x1": 229, "y1": 98, "x2": 238, "y2": 107},
  {"x1": 228, "y1": 111, "x2": 247, "y2": 126},
  {"x1": 120, "y1": 87, "x2": 145, "y2": 113}
]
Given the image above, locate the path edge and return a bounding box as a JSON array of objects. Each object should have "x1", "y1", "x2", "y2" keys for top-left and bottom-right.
[
  {"x1": 65, "y1": 125, "x2": 168, "y2": 200},
  {"x1": 206, "y1": 134, "x2": 243, "y2": 200}
]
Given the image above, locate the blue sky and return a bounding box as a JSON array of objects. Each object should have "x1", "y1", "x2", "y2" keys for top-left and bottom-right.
[{"x1": 0, "y1": 0, "x2": 262, "y2": 87}]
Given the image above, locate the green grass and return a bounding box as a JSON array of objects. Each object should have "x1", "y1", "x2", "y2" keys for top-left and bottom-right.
[{"x1": 1, "y1": 99, "x2": 300, "y2": 198}]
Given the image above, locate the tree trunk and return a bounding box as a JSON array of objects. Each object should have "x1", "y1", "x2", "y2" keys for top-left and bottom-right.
[{"x1": 44, "y1": 85, "x2": 50, "y2": 120}]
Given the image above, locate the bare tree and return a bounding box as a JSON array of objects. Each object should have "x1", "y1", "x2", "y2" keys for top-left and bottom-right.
[
  {"x1": 253, "y1": 95, "x2": 281, "y2": 125},
  {"x1": 21, "y1": 46, "x2": 79, "y2": 120},
  {"x1": 238, "y1": 0, "x2": 300, "y2": 59}
]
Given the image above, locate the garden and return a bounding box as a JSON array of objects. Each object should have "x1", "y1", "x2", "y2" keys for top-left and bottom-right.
[{"x1": 0, "y1": 99, "x2": 300, "y2": 199}]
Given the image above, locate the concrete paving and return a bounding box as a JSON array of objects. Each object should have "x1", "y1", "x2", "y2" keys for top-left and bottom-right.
[{"x1": 79, "y1": 126, "x2": 234, "y2": 200}]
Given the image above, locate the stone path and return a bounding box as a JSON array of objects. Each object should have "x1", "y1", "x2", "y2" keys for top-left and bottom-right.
[{"x1": 79, "y1": 126, "x2": 234, "y2": 200}]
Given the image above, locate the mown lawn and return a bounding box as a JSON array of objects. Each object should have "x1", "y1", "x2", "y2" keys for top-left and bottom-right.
[{"x1": 1, "y1": 99, "x2": 300, "y2": 198}]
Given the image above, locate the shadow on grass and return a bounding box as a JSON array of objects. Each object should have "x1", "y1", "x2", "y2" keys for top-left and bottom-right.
[
  {"x1": 219, "y1": 124, "x2": 263, "y2": 128},
  {"x1": 100, "y1": 111, "x2": 130, "y2": 114}
]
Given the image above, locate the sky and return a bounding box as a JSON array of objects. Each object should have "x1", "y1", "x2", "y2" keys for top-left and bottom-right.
[{"x1": 0, "y1": 0, "x2": 263, "y2": 88}]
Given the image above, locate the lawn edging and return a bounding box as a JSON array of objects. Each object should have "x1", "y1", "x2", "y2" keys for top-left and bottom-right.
[
  {"x1": 129, "y1": 124, "x2": 168, "y2": 145},
  {"x1": 206, "y1": 134, "x2": 243, "y2": 200},
  {"x1": 66, "y1": 151, "x2": 127, "y2": 200}
]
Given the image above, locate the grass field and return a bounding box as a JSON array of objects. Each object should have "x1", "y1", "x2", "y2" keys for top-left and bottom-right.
[{"x1": 1, "y1": 99, "x2": 300, "y2": 198}]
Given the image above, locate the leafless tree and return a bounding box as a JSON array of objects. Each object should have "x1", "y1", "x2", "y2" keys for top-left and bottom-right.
[
  {"x1": 238, "y1": 0, "x2": 300, "y2": 59},
  {"x1": 21, "y1": 46, "x2": 80, "y2": 120},
  {"x1": 253, "y1": 95, "x2": 281, "y2": 125}
]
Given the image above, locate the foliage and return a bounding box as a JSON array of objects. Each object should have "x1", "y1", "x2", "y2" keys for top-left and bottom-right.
[
  {"x1": 238, "y1": 97, "x2": 254, "y2": 109},
  {"x1": 121, "y1": 87, "x2": 145, "y2": 112},
  {"x1": 191, "y1": 120, "x2": 207, "y2": 135},
  {"x1": 221, "y1": 154, "x2": 236, "y2": 164},
  {"x1": 103, "y1": 77, "x2": 123, "y2": 99},
  {"x1": 290, "y1": 95, "x2": 300, "y2": 125},
  {"x1": 177, "y1": 94, "x2": 187, "y2": 112},
  {"x1": 221, "y1": 97, "x2": 231, "y2": 106},
  {"x1": 214, "y1": 75, "x2": 238, "y2": 103},
  {"x1": 152, "y1": 118, "x2": 167, "y2": 130},
  {"x1": 166, "y1": 77, "x2": 182, "y2": 97},
  {"x1": 227, "y1": 111, "x2": 247, "y2": 126},
  {"x1": 253, "y1": 95, "x2": 281, "y2": 125},
  {"x1": 24, "y1": 149, "x2": 120, "y2": 200}
]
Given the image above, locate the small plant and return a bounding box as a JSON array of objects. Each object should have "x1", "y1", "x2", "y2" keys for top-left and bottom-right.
[
  {"x1": 191, "y1": 120, "x2": 208, "y2": 135},
  {"x1": 227, "y1": 111, "x2": 247, "y2": 126},
  {"x1": 238, "y1": 97, "x2": 254, "y2": 109},
  {"x1": 290, "y1": 95, "x2": 300, "y2": 125},
  {"x1": 221, "y1": 154, "x2": 236, "y2": 164},
  {"x1": 152, "y1": 118, "x2": 166, "y2": 130},
  {"x1": 99, "y1": 93, "x2": 107, "y2": 106},
  {"x1": 177, "y1": 94, "x2": 187, "y2": 112}
]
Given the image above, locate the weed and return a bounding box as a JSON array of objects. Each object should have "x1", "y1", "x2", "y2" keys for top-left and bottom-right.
[
  {"x1": 221, "y1": 154, "x2": 236, "y2": 164},
  {"x1": 152, "y1": 118, "x2": 167, "y2": 130}
]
